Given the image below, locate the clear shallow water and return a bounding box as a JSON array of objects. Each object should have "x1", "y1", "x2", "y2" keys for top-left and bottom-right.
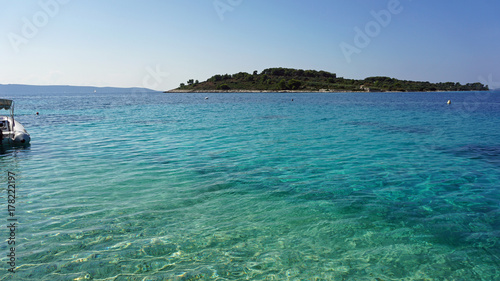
[{"x1": 1, "y1": 91, "x2": 499, "y2": 280}]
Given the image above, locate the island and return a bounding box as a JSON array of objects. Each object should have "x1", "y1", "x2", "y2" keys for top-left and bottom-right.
[{"x1": 166, "y1": 68, "x2": 489, "y2": 93}]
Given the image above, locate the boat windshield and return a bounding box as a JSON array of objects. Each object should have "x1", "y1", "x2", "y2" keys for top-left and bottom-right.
[
  {"x1": 0, "y1": 99, "x2": 14, "y2": 131},
  {"x1": 0, "y1": 99, "x2": 13, "y2": 110}
]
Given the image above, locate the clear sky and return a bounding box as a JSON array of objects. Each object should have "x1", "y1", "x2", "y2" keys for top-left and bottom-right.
[{"x1": 1, "y1": 0, "x2": 500, "y2": 91}]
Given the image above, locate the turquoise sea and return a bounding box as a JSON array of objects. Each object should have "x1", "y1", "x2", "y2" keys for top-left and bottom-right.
[{"x1": 1, "y1": 91, "x2": 500, "y2": 280}]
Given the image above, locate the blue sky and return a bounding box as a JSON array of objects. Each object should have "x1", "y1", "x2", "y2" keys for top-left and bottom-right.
[{"x1": 1, "y1": 0, "x2": 499, "y2": 90}]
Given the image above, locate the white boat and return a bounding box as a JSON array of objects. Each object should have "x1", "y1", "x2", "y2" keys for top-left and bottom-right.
[{"x1": 0, "y1": 99, "x2": 30, "y2": 145}]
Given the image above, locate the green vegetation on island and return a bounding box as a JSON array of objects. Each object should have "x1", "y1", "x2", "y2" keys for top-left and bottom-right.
[{"x1": 169, "y1": 67, "x2": 489, "y2": 92}]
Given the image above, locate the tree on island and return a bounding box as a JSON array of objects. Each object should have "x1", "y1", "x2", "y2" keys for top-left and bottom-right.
[
  {"x1": 217, "y1": 84, "x2": 230, "y2": 90},
  {"x1": 288, "y1": 79, "x2": 302, "y2": 90},
  {"x1": 278, "y1": 79, "x2": 287, "y2": 90}
]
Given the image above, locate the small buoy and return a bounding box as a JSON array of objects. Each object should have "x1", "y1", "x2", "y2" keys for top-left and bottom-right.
[
  {"x1": 291, "y1": 99, "x2": 294, "y2": 101},
  {"x1": 447, "y1": 100, "x2": 451, "y2": 105},
  {"x1": 205, "y1": 97, "x2": 208, "y2": 100},
  {"x1": 36, "y1": 112, "x2": 39, "y2": 115}
]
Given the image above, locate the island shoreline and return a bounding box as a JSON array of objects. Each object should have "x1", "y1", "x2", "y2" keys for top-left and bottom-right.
[
  {"x1": 168, "y1": 68, "x2": 489, "y2": 93},
  {"x1": 165, "y1": 89, "x2": 487, "y2": 93}
]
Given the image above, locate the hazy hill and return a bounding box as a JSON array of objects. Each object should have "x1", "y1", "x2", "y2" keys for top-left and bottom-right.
[{"x1": 0, "y1": 84, "x2": 158, "y2": 95}]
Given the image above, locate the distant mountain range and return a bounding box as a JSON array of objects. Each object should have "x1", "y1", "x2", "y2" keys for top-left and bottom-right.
[{"x1": 0, "y1": 84, "x2": 158, "y2": 94}]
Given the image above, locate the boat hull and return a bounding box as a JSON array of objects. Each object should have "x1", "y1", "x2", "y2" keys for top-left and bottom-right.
[{"x1": 0, "y1": 117, "x2": 30, "y2": 146}]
